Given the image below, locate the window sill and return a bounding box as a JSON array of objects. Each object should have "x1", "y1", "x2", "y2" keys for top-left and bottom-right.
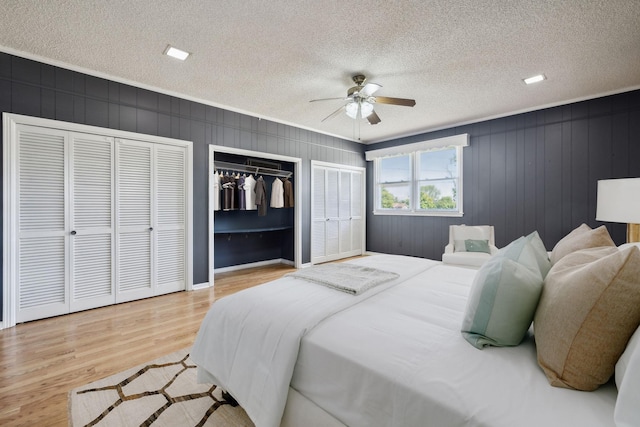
[{"x1": 372, "y1": 210, "x2": 464, "y2": 217}]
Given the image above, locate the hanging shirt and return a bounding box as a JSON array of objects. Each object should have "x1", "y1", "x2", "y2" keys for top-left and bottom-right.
[
  {"x1": 222, "y1": 174, "x2": 235, "y2": 211},
  {"x1": 244, "y1": 174, "x2": 257, "y2": 210},
  {"x1": 282, "y1": 177, "x2": 294, "y2": 208},
  {"x1": 270, "y1": 177, "x2": 284, "y2": 208},
  {"x1": 237, "y1": 175, "x2": 246, "y2": 210},
  {"x1": 255, "y1": 176, "x2": 268, "y2": 216},
  {"x1": 213, "y1": 171, "x2": 221, "y2": 211}
]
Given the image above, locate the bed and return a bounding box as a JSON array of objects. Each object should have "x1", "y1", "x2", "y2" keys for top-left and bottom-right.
[{"x1": 191, "y1": 248, "x2": 639, "y2": 427}]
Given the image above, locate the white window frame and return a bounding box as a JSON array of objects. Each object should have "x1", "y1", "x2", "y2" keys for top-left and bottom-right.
[{"x1": 366, "y1": 134, "x2": 468, "y2": 217}]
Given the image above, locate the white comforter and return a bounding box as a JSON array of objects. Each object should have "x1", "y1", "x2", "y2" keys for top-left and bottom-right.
[
  {"x1": 190, "y1": 255, "x2": 438, "y2": 427},
  {"x1": 291, "y1": 263, "x2": 617, "y2": 427}
]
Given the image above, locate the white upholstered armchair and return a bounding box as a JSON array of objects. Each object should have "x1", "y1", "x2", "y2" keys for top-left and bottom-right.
[{"x1": 442, "y1": 225, "x2": 498, "y2": 267}]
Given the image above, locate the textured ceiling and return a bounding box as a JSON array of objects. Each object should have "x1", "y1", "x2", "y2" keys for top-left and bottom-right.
[{"x1": 1, "y1": 0, "x2": 640, "y2": 143}]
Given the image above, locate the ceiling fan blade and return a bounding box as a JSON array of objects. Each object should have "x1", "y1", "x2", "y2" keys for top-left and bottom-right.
[
  {"x1": 367, "y1": 110, "x2": 381, "y2": 125},
  {"x1": 310, "y1": 97, "x2": 348, "y2": 103},
  {"x1": 374, "y1": 96, "x2": 416, "y2": 107},
  {"x1": 360, "y1": 83, "x2": 381, "y2": 97},
  {"x1": 321, "y1": 104, "x2": 346, "y2": 122}
]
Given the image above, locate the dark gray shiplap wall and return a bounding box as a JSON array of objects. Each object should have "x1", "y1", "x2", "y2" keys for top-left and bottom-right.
[
  {"x1": 0, "y1": 52, "x2": 365, "y2": 320},
  {"x1": 366, "y1": 90, "x2": 640, "y2": 259}
]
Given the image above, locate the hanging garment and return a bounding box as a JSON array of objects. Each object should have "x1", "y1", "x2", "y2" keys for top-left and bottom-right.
[
  {"x1": 233, "y1": 173, "x2": 241, "y2": 210},
  {"x1": 222, "y1": 174, "x2": 236, "y2": 211},
  {"x1": 255, "y1": 176, "x2": 267, "y2": 216},
  {"x1": 270, "y1": 177, "x2": 284, "y2": 208},
  {"x1": 244, "y1": 174, "x2": 257, "y2": 210},
  {"x1": 213, "y1": 171, "x2": 221, "y2": 211},
  {"x1": 237, "y1": 175, "x2": 246, "y2": 210},
  {"x1": 282, "y1": 177, "x2": 294, "y2": 208}
]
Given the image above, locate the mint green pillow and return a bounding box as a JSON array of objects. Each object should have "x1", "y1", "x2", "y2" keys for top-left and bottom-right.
[
  {"x1": 500, "y1": 231, "x2": 551, "y2": 279},
  {"x1": 465, "y1": 239, "x2": 490, "y2": 253},
  {"x1": 461, "y1": 253, "x2": 544, "y2": 349}
]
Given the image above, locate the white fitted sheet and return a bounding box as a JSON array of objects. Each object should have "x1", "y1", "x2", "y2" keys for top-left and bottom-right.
[{"x1": 291, "y1": 263, "x2": 617, "y2": 427}]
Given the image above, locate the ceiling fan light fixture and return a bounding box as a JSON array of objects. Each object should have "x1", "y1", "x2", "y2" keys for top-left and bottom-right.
[{"x1": 345, "y1": 101, "x2": 374, "y2": 119}]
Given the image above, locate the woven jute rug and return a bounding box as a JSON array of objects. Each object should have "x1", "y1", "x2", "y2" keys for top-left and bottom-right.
[{"x1": 69, "y1": 349, "x2": 254, "y2": 426}]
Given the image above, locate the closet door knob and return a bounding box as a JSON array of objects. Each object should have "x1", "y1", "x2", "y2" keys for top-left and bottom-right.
[
  {"x1": 149, "y1": 227, "x2": 154, "y2": 231},
  {"x1": 70, "y1": 230, "x2": 77, "y2": 235}
]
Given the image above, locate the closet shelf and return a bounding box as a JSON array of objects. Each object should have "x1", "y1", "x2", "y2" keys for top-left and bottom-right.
[
  {"x1": 214, "y1": 226, "x2": 293, "y2": 234},
  {"x1": 214, "y1": 160, "x2": 292, "y2": 178}
]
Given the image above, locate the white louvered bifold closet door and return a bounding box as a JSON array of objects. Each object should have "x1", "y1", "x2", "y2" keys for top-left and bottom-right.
[
  {"x1": 325, "y1": 168, "x2": 340, "y2": 258},
  {"x1": 155, "y1": 145, "x2": 186, "y2": 295},
  {"x1": 350, "y1": 171, "x2": 364, "y2": 253},
  {"x1": 338, "y1": 170, "x2": 353, "y2": 254},
  {"x1": 311, "y1": 162, "x2": 365, "y2": 265},
  {"x1": 116, "y1": 139, "x2": 153, "y2": 302},
  {"x1": 7, "y1": 117, "x2": 191, "y2": 326},
  {"x1": 16, "y1": 125, "x2": 69, "y2": 323},
  {"x1": 311, "y1": 166, "x2": 327, "y2": 263},
  {"x1": 69, "y1": 133, "x2": 115, "y2": 312}
]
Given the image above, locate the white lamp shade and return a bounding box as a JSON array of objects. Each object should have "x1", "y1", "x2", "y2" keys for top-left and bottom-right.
[{"x1": 596, "y1": 178, "x2": 640, "y2": 223}]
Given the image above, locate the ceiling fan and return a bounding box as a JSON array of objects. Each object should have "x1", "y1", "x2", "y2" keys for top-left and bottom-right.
[{"x1": 310, "y1": 74, "x2": 416, "y2": 125}]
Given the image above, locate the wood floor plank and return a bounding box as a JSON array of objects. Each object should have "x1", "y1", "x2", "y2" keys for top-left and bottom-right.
[{"x1": 0, "y1": 263, "x2": 295, "y2": 427}]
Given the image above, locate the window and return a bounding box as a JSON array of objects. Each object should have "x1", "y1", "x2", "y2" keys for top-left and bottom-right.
[{"x1": 366, "y1": 134, "x2": 468, "y2": 217}]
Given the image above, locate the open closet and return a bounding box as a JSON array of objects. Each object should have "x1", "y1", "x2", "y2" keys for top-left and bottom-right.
[{"x1": 208, "y1": 146, "x2": 301, "y2": 286}]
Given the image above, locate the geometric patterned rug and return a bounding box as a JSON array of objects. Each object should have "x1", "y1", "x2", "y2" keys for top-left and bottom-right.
[{"x1": 68, "y1": 349, "x2": 254, "y2": 427}]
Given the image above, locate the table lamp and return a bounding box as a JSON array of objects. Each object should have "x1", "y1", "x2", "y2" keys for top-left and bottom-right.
[{"x1": 596, "y1": 178, "x2": 640, "y2": 243}]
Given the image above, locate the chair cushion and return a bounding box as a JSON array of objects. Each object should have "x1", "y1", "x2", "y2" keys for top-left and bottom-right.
[
  {"x1": 534, "y1": 245, "x2": 640, "y2": 390},
  {"x1": 442, "y1": 251, "x2": 491, "y2": 267},
  {"x1": 549, "y1": 223, "x2": 615, "y2": 264}
]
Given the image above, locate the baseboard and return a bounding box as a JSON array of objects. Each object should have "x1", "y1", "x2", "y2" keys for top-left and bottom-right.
[
  {"x1": 214, "y1": 258, "x2": 294, "y2": 274},
  {"x1": 191, "y1": 282, "x2": 211, "y2": 290}
]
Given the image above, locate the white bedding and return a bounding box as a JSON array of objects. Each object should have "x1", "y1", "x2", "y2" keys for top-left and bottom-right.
[
  {"x1": 291, "y1": 263, "x2": 617, "y2": 427},
  {"x1": 190, "y1": 255, "x2": 439, "y2": 427},
  {"x1": 192, "y1": 255, "x2": 618, "y2": 427}
]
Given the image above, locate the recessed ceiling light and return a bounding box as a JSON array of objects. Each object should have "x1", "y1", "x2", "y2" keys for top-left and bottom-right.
[
  {"x1": 523, "y1": 74, "x2": 546, "y2": 85},
  {"x1": 164, "y1": 45, "x2": 190, "y2": 61}
]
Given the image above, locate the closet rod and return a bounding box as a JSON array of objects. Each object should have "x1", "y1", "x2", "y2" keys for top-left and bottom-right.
[{"x1": 214, "y1": 160, "x2": 292, "y2": 178}]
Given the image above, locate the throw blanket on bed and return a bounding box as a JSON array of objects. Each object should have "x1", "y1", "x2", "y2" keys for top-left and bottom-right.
[
  {"x1": 190, "y1": 255, "x2": 439, "y2": 427},
  {"x1": 285, "y1": 263, "x2": 400, "y2": 295}
]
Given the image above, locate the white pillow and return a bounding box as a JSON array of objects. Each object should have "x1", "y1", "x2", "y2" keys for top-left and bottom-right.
[{"x1": 615, "y1": 326, "x2": 640, "y2": 427}]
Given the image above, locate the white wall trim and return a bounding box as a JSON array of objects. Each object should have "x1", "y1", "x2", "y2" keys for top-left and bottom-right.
[
  {"x1": 365, "y1": 133, "x2": 469, "y2": 161},
  {"x1": 213, "y1": 258, "x2": 291, "y2": 274},
  {"x1": 208, "y1": 145, "x2": 302, "y2": 288},
  {"x1": 192, "y1": 282, "x2": 211, "y2": 290}
]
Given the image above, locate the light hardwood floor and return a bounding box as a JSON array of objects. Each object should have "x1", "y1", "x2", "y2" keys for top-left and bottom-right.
[{"x1": 0, "y1": 263, "x2": 296, "y2": 427}]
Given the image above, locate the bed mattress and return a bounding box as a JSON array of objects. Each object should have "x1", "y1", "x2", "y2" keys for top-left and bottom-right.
[{"x1": 290, "y1": 263, "x2": 617, "y2": 427}]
